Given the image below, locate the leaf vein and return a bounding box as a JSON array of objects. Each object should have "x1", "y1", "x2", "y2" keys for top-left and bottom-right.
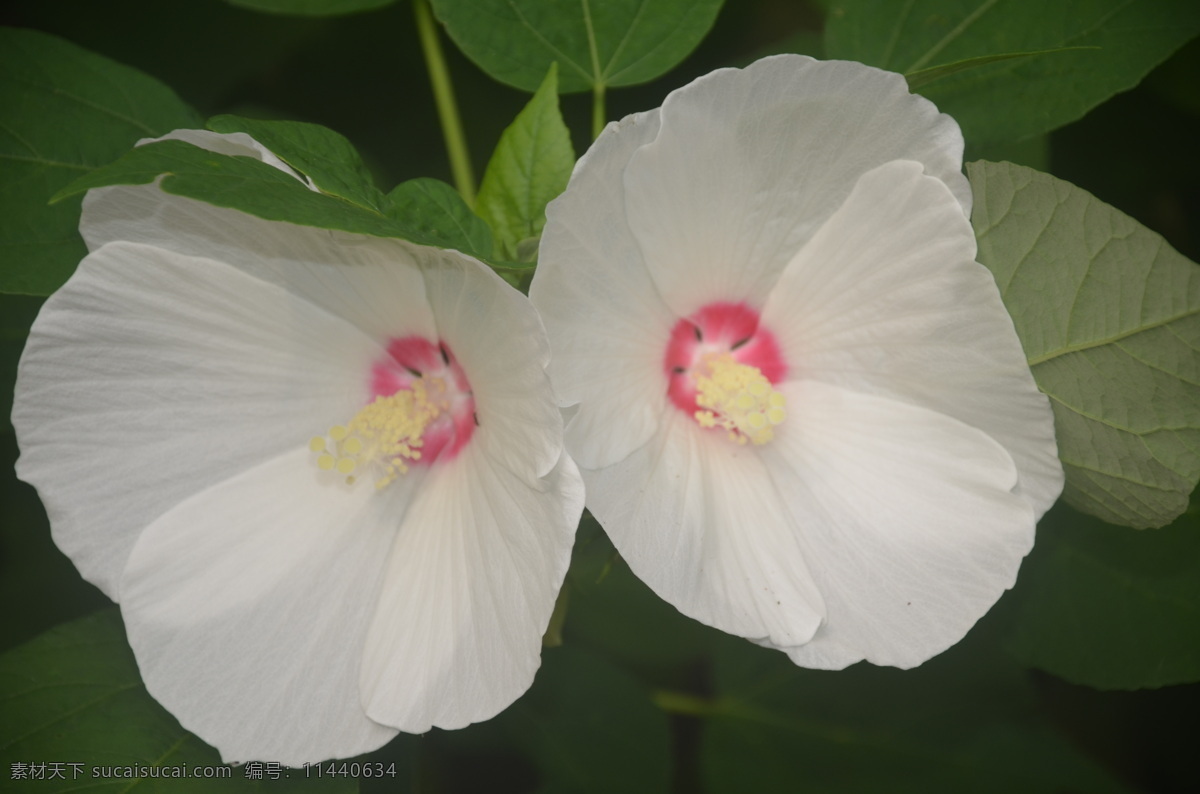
[
  {"x1": 1029, "y1": 306, "x2": 1200, "y2": 366},
  {"x1": 905, "y1": 0, "x2": 1003, "y2": 72},
  {"x1": 0, "y1": 682, "x2": 140, "y2": 750},
  {"x1": 504, "y1": 0, "x2": 593, "y2": 83}
]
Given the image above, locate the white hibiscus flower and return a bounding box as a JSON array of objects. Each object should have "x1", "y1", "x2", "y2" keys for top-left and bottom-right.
[
  {"x1": 13, "y1": 131, "x2": 584, "y2": 764},
  {"x1": 530, "y1": 55, "x2": 1063, "y2": 670}
]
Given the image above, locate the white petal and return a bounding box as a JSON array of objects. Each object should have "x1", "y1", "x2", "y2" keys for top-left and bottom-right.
[
  {"x1": 359, "y1": 446, "x2": 584, "y2": 732},
  {"x1": 81, "y1": 184, "x2": 438, "y2": 345},
  {"x1": 761, "y1": 380, "x2": 1035, "y2": 669},
  {"x1": 12, "y1": 241, "x2": 400, "y2": 597},
  {"x1": 531, "y1": 110, "x2": 676, "y2": 469},
  {"x1": 419, "y1": 249, "x2": 567, "y2": 482},
  {"x1": 622, "y1": 55, "x2": 969, "y2": 315},
  {"x1": 119, "y1": 448, "x2": 412, "y2": 765},
  {"x1": 761, "y1": 160, "x2": 1063, "y2": 516},
  {"x1": 583, "y1": 412, "x2": 825, "y2": 648}
]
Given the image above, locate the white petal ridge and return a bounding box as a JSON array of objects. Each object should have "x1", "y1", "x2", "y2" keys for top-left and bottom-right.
[
  {"x1": 582, "y1": 413, "x2": 825, "y2": 649},
  {"x1": 421, "y1": 248, "x2": 566, "y2": 483},
  {"x1": 360, "y1": 446, "x2": 583, "y2": 732},
  {"x1": 362, "y1": 253, "x2": 582, "y2": 734},
  {"x1": 532, "y1": 109, "x2": 676, "y2": 470},
  {"x1": 762, "y1": 160, "x2": 1063, "y2": 518},
  {"x1": 13, "y1": 240, "x2": 391, "y2": 597},
  {"x1": 81, "y1": 186, "x2": 439, "y2": 345},
  {"x1": 119, "y1": 448, "x2": 412, "y2": 765},
  {"x1": 762, "y1": 380, "x2": 1035, "y2": 669},
  {"x1": 621, "y1": 54, "x2": 969, "y2": 316}
]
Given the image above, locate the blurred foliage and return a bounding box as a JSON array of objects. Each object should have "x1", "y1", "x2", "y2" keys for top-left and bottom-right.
[
  {"x1": 0, "y1": 28, "x2": 201, "y2": 294},
  {"x1": 0, "y1": 610, "x2": 356, "y2": 793},
  {"x1": 997, "y1": 498, "x2": 1200, "y2": 689}
]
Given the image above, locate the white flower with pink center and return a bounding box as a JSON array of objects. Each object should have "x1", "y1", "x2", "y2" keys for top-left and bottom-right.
[
  {"x1": 12, "y1": 131, "x2": 584, "y2": 764},
  {"x1": 531, "y1": 55, "x2": 1064, "y2": 669}
]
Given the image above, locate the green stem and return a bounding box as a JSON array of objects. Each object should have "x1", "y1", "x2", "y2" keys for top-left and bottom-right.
[
  {"x1": 414, "y1": 0, "x2": 475, "y2": 206},
  {"x1": 542, "y1": 584, "x2": 570, "y2": 647},
  {"x1": 592, "y1": 82, "x2": 606, "y2": 140},
  {"x1": 653, "y1": 690, "x2": 714, "y2": 717}
]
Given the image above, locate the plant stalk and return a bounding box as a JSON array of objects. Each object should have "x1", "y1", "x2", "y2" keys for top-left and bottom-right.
[
  {"x1": 414, "y1": 0, "x2": 475, "y2": 206},
  {"x1": 592, "y1": 82, "x2": 606, "y2": 140}
]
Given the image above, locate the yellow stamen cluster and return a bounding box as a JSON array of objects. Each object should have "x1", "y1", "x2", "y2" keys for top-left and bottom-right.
[
  {"x1": 694, "y1": 353, "x2": 786, "y2": 445},
  {"x1": 310, "y1": 377, "x2": 449, "y2": 489}
]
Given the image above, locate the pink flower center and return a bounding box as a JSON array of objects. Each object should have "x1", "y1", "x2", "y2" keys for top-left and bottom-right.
[
  {"x1": 664, "y1": 302, "x2": 788, "y2": 444},
  {"x1": 370, "y1": 337, "x2": 476, "y2": 464},
  {"x1": 310, "y1": 336, "x2": 476, "y2": 488}
]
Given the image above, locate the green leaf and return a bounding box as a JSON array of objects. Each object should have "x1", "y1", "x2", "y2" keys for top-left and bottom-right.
[
  {"x1": 387, "y1": 177, "x2": 493, "y2": 262},
  {"x1": 394, "y1": 642, "x2": 670, "y2": 792},
  {"x1": 0, "y1": 299, "x2": 112, "y2": 654},
  {"x1": 0, "y1": 294, "x2": 41, "y2": 434},
  {"x1": 207, "y1": 115, "x2": 388, "y2": 213},
  {"x1": 998, "y1": 501, "x2": 1200, "y2": 689},
  {"x1": 226, "y1": 0, "x2": 396, "y2": 15},
  {"x1": 969, "y1": 160, "x2": 1200, "y2": 529},
  {"x1": 904, "y1": 48, "x2": 1096, "y2": 91},
  {"x1": 825, "y1": 0, "x2": 1200, "y2": 150},
  {"x1": 699, "y1": 626, "x2": 1132, "y2": 793},
  {"x1": 502, "y1": 645, "x2": 671, "y2": 793},
  {"x1": 0, "y1": 27, "x2": 201, "y2": 296},
  {"x1": 0, "y1": 609, "x2": 354, "y2": 791},
  {"x1": 475, "y1": 64, "x2": 574, "y2": 263},
  {"x1": 429, "y1": 0, "x2": 725, "y2": 93},
  {"x1": 52, "y1": 135, "x2": 521, "y2": 273},
  {"x1": 562, "y1": 517, "x2": 712, "y2": 682},
  {"x1": 52, "y1": 139, "x2": 466, "y2": 251},
  {"x1": 0, "y1": 429, "x2": 110, "y2": 656}
]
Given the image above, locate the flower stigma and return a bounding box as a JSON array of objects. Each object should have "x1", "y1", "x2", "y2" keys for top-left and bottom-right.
[
  {"x1": 664, "y1": 301, "x2": 788, "y2": 445},
  {"x1": 311, "y1": 337, "x2": 476, "y2": 488},
  {"x1": 310, "y1": 376, "x2": 450, "y2": 489},
  {"x1": 694, "y1": 352, "x2": 786, "y2": 445}
]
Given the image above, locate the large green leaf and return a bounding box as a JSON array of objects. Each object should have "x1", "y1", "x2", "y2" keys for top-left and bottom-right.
[
  {"x1": 207, "y1": 115, "x2": 388, "y2": 213},
  {"x1": 54, "y1": 139, "x2": 507, "y2": 257},
  {"x1": 698, "y1": 625, "x2": 1131, "y2": 793},
  {"x1": 0, "y1": 609, "x2": 354, "y2": 791},
  {"x1": 999, "y1": 501, "x2": 1200, "y2": 689},
  {"x1": 0, "y1": 294, "x2": 41, "y2": 436},
  {"x1": 429, "y1": 0, "x2": 725, "y2": 93},
  {"x1": 0, "y1": 433, "x2": 110, "y2": 658},
  {"x1": 562, "y1": 517, "x2": 712, "y2": 683},
  {"x1": 903, "y1": 48, "x2": 1092, "y2": 91},
  {"x1": 0, "y1": 299, "x2": 112, "y2": 654},
  {"x1": 51, "y1": 139, "x2": 417, "y2": 237},
  {"x1": 226, "y1": 0, "x2": 396, "y2": 15},
  {"x1": 825, "y1": 0, "x2": 1200, "y2": 151},
  {"x1": 503, "y1": 645, "x2": 671, "y2": 793},
  {"x1": 475, "y1": 64, "x2": 574, "y2": 263},
  {"x1": 387, "y1": 177, "x2": 494, "y2": 263},
  {"x1": 378, "y1": 642, "x2": 670, "y2": 792},
  {"x1": 0, "y1": 27, "x2": 201, "y2": 295},
  {"x1": 969, "y1": 160, "x2": 1200, "y2": 529}
]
